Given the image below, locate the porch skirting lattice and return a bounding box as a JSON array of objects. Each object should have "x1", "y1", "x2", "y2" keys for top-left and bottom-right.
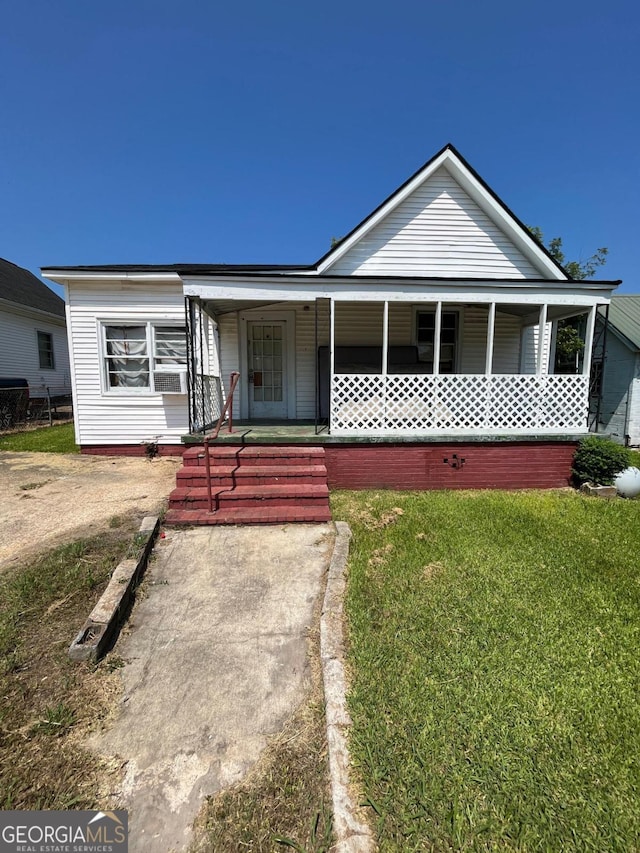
[{"x1": 330, "y1": 373, "x2": 589, "y2": 434}]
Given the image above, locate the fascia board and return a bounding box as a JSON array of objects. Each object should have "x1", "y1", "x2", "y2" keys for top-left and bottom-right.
[
  {"x1": 41, "y1": 271, "x2": 182, "y2": 283},
  {"x1": 182, "y1": 276, "x2": 616, "y2": 306},
  {"x1": 445, "y1": 158, "x2": 567, "y2": 281}
]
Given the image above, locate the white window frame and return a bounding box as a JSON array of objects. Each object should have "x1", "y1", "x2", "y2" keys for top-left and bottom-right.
[
  {"x1": 412, "y1": 306, "x2": 462, "y2": 374},
  {"x1": 36, "y1": 330, "x2": 55, "y2": 370},
  {"x1": 99, "y1": 321, "x2": 187, "y2": 395}
]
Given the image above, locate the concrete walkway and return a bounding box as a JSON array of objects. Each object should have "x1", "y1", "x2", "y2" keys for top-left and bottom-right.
[{"x1": 91, "y1": 523, "x2": 333, "y2": 853}]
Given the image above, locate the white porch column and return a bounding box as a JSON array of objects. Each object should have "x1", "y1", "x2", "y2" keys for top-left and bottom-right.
[
  {"x1": 433, "y1": 301, "x2": 442, "y2": 375},
  {"x1": 329, "y1": 298, "x2": 335, "y2": 432},
  {"x1": 329, "y1": 297, "x2": 335, "y2": 376},
  {"x1": 485, "y1": 302, "x2": 496, "y2": 374},
  {"x1": 582, "y1": 305, "x2": 597, "y2": 377},
  {"x1": 537, "y1": 304, "x2": 548, "y2": 375},
  {"x1": 382, "y1": 301, "x2": 389, "y2": 376}
]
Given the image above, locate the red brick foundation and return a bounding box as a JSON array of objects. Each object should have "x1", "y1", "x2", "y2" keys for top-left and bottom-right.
[
  {"x1": 80, "y1": 440, "x2": 578, "y2": 490},
  {"x1": 80, "y1": 444, "x2": 185, "y2": 458},
  {"x1": 323, "y1": 442, "x2": 578, "y2": 490}
]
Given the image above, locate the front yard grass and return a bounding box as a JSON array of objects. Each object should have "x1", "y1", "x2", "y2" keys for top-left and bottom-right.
[
  {"x1": 332, "y1": 489, "x2": 640, "y2": 851},
  {"x1": 0, "y1": 522, "x2": 139, "y2": 808},
  {"x1": 0, "y1": 422, "x2": 78, "y2": 453}
]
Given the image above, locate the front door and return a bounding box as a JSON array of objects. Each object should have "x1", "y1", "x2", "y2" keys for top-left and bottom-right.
[{"x1": 247, "y1": 320, "x2": 288, "y2": 419}]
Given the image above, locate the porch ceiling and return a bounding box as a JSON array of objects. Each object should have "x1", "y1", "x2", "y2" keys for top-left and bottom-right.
[{"x1": 197, "y1": 296, "x2": 594, "y2": 325}]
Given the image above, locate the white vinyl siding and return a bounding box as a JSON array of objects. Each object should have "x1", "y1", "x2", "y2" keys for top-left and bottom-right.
[
  {"x1": 0, "y1": 307, "x2": 70, "y2": 394},
  {"x1": 520, "y1": 323, "x2": 553, "y2": 375},
  {"x1": 66, "y1": 281, "x2": 188, "y2": 445},
  {"x1": 596, "y1": 331, "x2": 637, "y2": 444},
  {"x1": 627, "y1": 373, "x2": 640, "y2": 446},
  {"x1": 331, "y1": 167, "x2": 541, "y2": 279}
]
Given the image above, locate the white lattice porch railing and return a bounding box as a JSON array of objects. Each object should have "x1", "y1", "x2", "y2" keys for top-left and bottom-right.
[{"x1": 330, "y1": 373, "x2": 590, "y2": 434}]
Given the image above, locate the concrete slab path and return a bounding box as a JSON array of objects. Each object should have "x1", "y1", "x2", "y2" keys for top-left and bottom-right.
[{"x1": 91, "y1": 523, "x2": 334, "y2": 853}]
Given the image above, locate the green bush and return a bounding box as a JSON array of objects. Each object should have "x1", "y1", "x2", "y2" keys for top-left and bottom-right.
[{"x1": 572, "y1": 436, "x2": 631, "y2": 486}]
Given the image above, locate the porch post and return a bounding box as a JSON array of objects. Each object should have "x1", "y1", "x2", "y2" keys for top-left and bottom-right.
[
  {"x1": 382, "y1": 301, "x2": 389, "y2": 376},
  {"x1": 485, "y1": 302, "x2": 496, "y2": 374},
  {"x1": 329, "y1": 297, "x2": 335, "y2": 433},
  {"x1": 536, "y1": 304, "x2": 548, "y2": 375},
  {"x1": 582, "y1": 305, "x2": 596, "y2": 377},
  {"x1": 433, "y1": 301, "x2": 442, "y2": 375}
]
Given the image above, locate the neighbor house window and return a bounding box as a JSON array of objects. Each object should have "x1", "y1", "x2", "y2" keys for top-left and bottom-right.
[
  {"x1": 37, "y1": 331, "x2": 55, "y2": 369},
  {"x1": 416, "y1": 310, "x2": 459, "y2": 373},
  {"x1": 102, "y1": 323, "x2": 187, "y2": 391}
]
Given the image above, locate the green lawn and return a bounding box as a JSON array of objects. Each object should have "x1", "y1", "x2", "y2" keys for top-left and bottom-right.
[
  {"x1": 0, "y1": 423, "x2": 78, "y2": 453},
  {"x1": 332, "y1": 489, "x2": 640, "y2": 851}
]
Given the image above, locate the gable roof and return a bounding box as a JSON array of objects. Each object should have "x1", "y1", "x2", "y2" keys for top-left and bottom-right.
[
  {"x1": 316, "y1": 144, "x2": 570, "y2": 280},
  {"x1": 42, "y1": 145, "x2": 620, "y2": 289},
  {"x1": 606, "y1": 295, "x2": 640, "y2": 351},
  {"x1": 0, "y1": 258, "x2": 65, "y2": 317}
]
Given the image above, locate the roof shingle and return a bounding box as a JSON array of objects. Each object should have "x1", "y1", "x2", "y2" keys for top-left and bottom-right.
[
  {"x1": 607, "y1": 296, "x2": 640, "y2": 351},
  {"x1": 0, "y1": 258, "x2": 65, "y2": 317}
]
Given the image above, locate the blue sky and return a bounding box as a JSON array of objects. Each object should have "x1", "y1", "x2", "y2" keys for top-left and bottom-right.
[{"x1": 0, "y1": 0, "x2": 638, "y2": 296}]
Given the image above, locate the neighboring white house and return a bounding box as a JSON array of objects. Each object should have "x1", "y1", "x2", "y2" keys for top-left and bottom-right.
[
  {"x1": 594, "y1": 296, "x2": 640, "y2": 445},
  {"x1": 0, "y1": 257, "x2": 70, "y2": 396},
  {"x1": 42, "y1": 144, "x2": 620, "y2": 458}
]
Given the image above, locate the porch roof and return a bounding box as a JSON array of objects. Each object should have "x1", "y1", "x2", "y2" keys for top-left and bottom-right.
[{"x1": 182, "y1": 273, "x2": 619, "y2": 317}]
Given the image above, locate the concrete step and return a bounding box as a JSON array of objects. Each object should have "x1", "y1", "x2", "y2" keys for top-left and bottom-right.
[
  {"x1": 182, "y1": 445, "x2": 326, "y2": 468},
  {"x1": 176, "y1": 463, "x2": 328, "y2": 488},
  {"x1": 165, "y1": 505, "x2": 333, "y2": 525}
]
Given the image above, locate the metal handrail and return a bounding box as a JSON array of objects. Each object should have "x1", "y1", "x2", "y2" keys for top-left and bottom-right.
[{"x1": 203, "y1": 371, "x2": 240, "y2": 513}]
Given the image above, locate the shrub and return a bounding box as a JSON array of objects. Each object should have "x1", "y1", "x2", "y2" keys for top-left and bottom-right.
[{"x1": 572, "y1": 436, "x2": 631, "y2": 486}]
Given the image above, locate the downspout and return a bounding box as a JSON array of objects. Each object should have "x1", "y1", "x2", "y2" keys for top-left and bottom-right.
[
  {"x1": 314, "y1": 297, "x2": 319, "y2": 435},
  {"x1": 329, "y1": 298, "x2": 335, "y2": 435},
  {"x1": 184, "y1": 296, "x2": 194, "y2": 434},
  {"x1": 199, "y1": 300, "x2": 205, "y2": 434},
  {"x1": 595, "y1": 304, "x2": 609, "y2": 435}
]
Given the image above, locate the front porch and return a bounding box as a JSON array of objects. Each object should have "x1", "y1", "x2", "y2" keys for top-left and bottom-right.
[{"x1": 185, "y1": 291, "x2": 602, "y2": 440}]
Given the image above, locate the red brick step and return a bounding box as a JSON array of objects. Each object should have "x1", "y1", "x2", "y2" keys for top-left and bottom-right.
[{"x1": 166, "y1": 444, "x2": 332, "y2": 526}]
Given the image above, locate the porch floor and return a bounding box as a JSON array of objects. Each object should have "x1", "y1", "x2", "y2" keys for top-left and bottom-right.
[{"x1": 183, "y1": 421, "x2": 587, "y2": 446}]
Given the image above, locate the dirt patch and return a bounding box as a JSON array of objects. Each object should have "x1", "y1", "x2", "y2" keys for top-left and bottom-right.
[{"x1": 0, "y1": 452, "x2": 180, "y2": 570}]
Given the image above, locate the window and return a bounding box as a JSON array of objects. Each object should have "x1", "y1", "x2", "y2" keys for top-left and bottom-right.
[
  {"x1": 102, "y1": 323, "x2": 187, "y2": 392},
  {"x1": 37, "y1": 331, "x2": 55, "y2": 369},
  {"x1": 416, "y1": 310, "x2": 459, "y2": 373}
]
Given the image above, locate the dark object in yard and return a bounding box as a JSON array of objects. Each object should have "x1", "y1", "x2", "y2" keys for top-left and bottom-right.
[{"x1": 0, "y1": 378, "x2": 29, "y2": 428}]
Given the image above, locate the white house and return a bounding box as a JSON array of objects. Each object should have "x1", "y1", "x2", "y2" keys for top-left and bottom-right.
[
  {"x1": 42, "y1": 145, "x2": 620, "y2": 511},
  {"x1": 0, "y1": 257, "x2": 70, "y2": 397}
]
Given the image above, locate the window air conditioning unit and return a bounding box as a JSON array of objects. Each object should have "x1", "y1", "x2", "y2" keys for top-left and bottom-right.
[{"x1": 152, "y1": 369, "x2": 187, "y2": 395}]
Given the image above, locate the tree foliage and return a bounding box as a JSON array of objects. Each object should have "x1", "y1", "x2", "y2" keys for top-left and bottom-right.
[{"x1": 528, "y1": 226, "x2": 608, "y2": 280}]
